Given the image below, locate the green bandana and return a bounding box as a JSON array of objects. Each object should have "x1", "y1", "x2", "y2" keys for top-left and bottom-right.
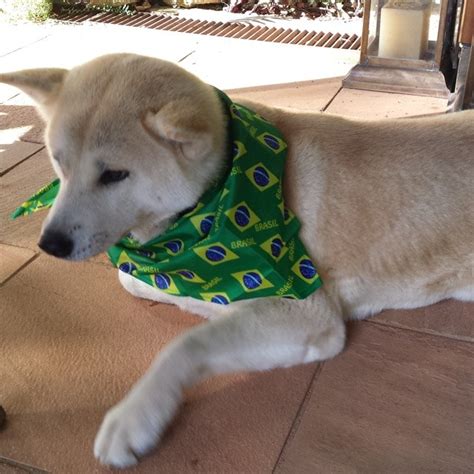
[{"x1": 12, "y1": 91, "x2": 322, "y2": 305}]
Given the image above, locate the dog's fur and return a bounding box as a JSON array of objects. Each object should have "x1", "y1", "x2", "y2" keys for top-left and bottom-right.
[{"x1": 1, "y1": 53, "x2": 473, "y2": 468}]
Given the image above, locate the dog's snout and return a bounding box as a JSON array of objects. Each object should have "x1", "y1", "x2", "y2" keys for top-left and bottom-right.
[{"x1": 38, "y1": 231, "x2": 74, "y2": 258}]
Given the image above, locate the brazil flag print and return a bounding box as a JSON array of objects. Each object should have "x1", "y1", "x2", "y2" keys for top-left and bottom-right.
[{"x1": 12, "y1": 90, "x2": 322, "y2": 304}]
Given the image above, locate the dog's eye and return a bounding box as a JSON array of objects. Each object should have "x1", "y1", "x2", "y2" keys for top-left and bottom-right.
[{"x1": 99, "y1": 169, "x2": 129, "y2": 185}]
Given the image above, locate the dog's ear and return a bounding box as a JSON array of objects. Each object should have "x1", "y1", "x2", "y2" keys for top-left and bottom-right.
[
  {"x1": 0, "y1": 68, "x2": 68, "y2": 119},
  {"x1": 143, "y1": 100, "x2": 213, "y2": 161}
]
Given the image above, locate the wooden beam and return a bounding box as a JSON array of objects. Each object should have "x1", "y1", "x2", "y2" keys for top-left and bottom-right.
[
  {"x1": 463, "y1": 37, "x2": 474, "y2": 108},
  {"x1": 460, "y1": 0, "x2": 474, "y2": 44}
]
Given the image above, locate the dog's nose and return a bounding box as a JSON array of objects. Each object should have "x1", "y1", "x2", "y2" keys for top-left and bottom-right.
[{"x1": 38, "y1": 231, "x2": 74, "y2": 258}]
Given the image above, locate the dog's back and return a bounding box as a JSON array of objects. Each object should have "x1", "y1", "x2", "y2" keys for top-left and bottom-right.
[{"x1": 244, "y1": 104, "x2": 474, "y2": 317}]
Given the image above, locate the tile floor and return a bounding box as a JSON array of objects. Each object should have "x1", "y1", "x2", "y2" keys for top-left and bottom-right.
[{"x1": 0, "y1": 18, "x2": 472, "y2": 474}]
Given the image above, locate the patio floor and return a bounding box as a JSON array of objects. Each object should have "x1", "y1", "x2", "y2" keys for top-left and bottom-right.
[{"x1": 0, "y1": 18, "x2": 473, "y2": 474}]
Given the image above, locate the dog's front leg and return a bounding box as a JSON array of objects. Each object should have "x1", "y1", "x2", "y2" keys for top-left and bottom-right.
[{"x1": 94, "y1": 290, "x2": 345, "y2": 468}]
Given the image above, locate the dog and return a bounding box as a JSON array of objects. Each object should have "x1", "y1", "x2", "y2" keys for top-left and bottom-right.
[{"x1": 1, "y1": 53, "x2": 473, "y2": 468}]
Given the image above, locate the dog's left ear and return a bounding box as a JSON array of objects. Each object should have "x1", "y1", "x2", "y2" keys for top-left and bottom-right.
[
  {"x1": 0, "y1": 68, "x2": 68, "y2": 119},
  {"x1": 143, "y1": 100, "x2": 214, "y2": 161}
]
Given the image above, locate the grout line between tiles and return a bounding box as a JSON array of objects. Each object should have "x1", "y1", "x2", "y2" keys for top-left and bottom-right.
[
  {"x1": 0, "y1": 456, "x2": 49, "y2": 473},
  {"x1": 0, "y1": 146, "x2": 45, "y2": 177},
  {"x1": 366, "y1": 318, "x2": 474, "y2": 344},
  {"x1": 320, "y1": 85, "x2": 343, "y2": 112},
  {"x1": 178, "y1": 50, "x2": 196, "y2": 63},
  {"x1": 272, "y1": 362, "x2": 325, "y2": 473},
  {"x1": 0, "y1": 253, "x2": 39, "y2": 287},
  {"x1": 0, "y1": 242, "x2": 35, "y2": 252},
  {"x1": 87, "y1": 259, "x2": 113, "y2": 268},
  {"x1": 0, "y1": 35, "x2": 52, "y2": 59},
  {"x1": 19, "y1": 139, "x2": 45, "y2": 145},
  {"x1": 0, "y1": 92, "x2": 20, "y2": 105}
]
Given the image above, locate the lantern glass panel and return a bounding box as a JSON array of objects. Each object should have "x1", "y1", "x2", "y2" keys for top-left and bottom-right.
[{"x1": 367, "y1": 0, "x2": 442, "y2": 63}]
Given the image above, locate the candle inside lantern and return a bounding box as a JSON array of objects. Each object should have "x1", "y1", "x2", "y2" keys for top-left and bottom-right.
[{"x1": 379, "y1": 0, "x2": 432, "y2": 60}]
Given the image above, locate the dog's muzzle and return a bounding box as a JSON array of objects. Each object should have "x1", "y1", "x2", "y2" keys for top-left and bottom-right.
[{"x1": 38, "y1": 230, "x2": 74, "y2": 258}]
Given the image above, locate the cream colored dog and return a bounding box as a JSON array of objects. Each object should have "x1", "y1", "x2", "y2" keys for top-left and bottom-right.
[{"x1": 1, "y1": 53, "x2": 473, "y2": 468}]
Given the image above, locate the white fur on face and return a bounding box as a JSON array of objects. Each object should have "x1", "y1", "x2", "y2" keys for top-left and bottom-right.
[
  {"x1": 39, "y1": 55, "x2": 226, "y2": 260},
  {"x1": 43, "y1": 125, "x2": 200, "y2": 260}
]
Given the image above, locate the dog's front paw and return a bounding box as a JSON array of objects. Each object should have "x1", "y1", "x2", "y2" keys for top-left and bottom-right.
[{"x1": 94, "y1": 397, "x2": 162, "y2": 468}]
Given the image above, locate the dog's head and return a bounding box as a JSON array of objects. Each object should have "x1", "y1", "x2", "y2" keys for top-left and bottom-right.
[{"x1": 1, "y1": 54, "x2": 227, "y2": 260}]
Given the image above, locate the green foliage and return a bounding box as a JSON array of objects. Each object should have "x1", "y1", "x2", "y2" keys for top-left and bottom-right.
[
  {"x1": 54, "y1": 0, "x2": 136, "y2": 15},
  {"x1": 226, "y1": 0, "x2": 362, "y2": 18},
  {"x1": 0, "y1": 0, "x2": 53, "y2": 21},
  {"x1": 55, "y1": 1, "x2": 136, "y2": 15},
  {"x1": 86, "y1": 3, "x2": 135, "y2": 14}
]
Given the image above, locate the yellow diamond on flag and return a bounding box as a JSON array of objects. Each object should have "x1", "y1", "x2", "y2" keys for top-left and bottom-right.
[
  {"x1": 245, "y1": 163, "x2": 279, "y2": 192},
  {"x1": 200, "y1": 292, "x2": 231, "y2": 305},
  {"x1": 172, "y1": 269, "x2": 205, "y2": 283},
  {"x1": 190, "y1": 213, "x2": 215, "y2": 237},
  {"x1": 231, "y1": 269, "x2": 273, "y2": 292},
  {"x1": 225, "y1": 201, "x2": 260, "y2": 232},
  {"x1": 116, "y1": 251, "x2": 139, "y2": 275},
  {"x1": 260, "y1": 234, "x2": 288, "y2": 262},
  {"x1": 152, "y1": 272, "x2": 180, "y2": 294},
  {"x1": 155, "y1": 239, "x2": 184, "y2": 256},
  {"x1": 291, "y1": 256, "x2": 320, "y2": 284},
  {"x1": 232, "y1": 140, "x2": 247, "y2": 160},
  {"x1": 230, "y1": 104, "x2": 252, "y2": 126},
  {"x1": 284, "y1": 206, "x2": 295, "y2": 224},
  {"x1": 181, "y1": 201, "x2": 204, "y2": 218},
  {"x1": 257, "y1": 132, "x2": 287, "y2": 154},
  {"x1": 193, "y1": 243, "x2": 239, "y2": 266}
]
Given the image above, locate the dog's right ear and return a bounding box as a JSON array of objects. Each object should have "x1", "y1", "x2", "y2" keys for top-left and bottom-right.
[
  {"x1": 0, "y1": 68, "x2": 68, "y2": 119},
  {"x1": 142, "y1": 99, "x2": 214, "y2": 161}
]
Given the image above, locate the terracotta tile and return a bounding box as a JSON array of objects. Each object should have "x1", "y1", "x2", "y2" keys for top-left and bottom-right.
[
  {"x1": 0, "y1": 243, "x2": 36, "y2": 285},
  {"x1": 374, "y1": 299, "x2": 474, "y2": 342},
  {"x1": 0, "y1": 149, "x2": 54, "y2": 251},
  {"x1": 228, "y1": 78, "x2": 342, "y2": 112},
  {"x1": 0, "y1": 141, "x2": 43, "y2": 176},
  {"x1": 0, "y1": 99, "x2": 44, "y2": 144},
  {"x1": 0, "y1": 256, "x2": 316, "y2": 473},
  {"x1": 326, "y1": 88, "x2": 448, "y2": 119},
  {"x1": 275, "y1": 322, "x2": 474, "y2": 473}
]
